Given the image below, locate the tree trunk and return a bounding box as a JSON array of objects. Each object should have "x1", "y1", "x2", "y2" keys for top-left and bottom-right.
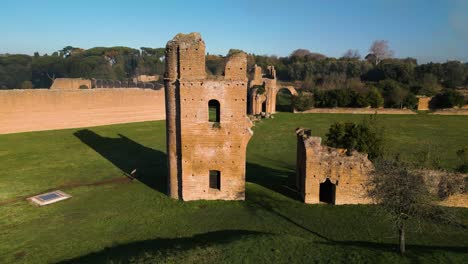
[{"x1": 399, "y1": 225, "x2": 405, "y2": 254}]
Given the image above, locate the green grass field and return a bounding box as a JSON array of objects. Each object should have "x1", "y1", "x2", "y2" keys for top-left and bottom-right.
[{"x1": 0, "y1": 113, "x2": 467, "y2": 263}]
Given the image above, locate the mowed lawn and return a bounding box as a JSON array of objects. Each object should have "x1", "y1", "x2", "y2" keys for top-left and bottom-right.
[{"x1": 0, "y1": 113, "x2": 467, "y2": 263}]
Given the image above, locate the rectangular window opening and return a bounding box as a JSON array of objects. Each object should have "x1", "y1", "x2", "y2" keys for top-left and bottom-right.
[
  {"x1": 208, "y1": 100, "x2": 220, "y2": 122},
  {"x1": 209, "y1": 170, "x2": 221, "y2": 190}
]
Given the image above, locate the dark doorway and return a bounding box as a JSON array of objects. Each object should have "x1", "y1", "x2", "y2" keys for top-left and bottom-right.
[
  {"x1": 276, "y1": 88, "x2": 293, "y2": 112},
  {"x1": 261, "y1": 101, "x2": 267, "y2": 112},
  {"x1": 209, "y1": 170, "x2": 221, "y2": 190},
  {"x1": 319, "y1": 178, "x2": 336, "y2": 204}
]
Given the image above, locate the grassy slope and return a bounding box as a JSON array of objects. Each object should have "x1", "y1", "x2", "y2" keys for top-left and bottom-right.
[{"x1": 0, "y1": 113, "x2": 467, "y2": 263}]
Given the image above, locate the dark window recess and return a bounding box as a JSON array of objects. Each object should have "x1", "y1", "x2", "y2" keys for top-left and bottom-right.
[
  {"x1": 209, "y1": 170, "x2": 221, "y2": 190},
  {"x1": 208, "y1": 100, "x2": 220, "y2": 122}
]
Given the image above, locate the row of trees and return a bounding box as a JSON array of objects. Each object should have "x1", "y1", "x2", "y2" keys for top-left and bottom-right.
[
  {"x1": 1, "y1": 41, "x2": 467, "y2": 112},
  {"x1": 0, "y1": 46, "x2": 165, "y2": 89}
]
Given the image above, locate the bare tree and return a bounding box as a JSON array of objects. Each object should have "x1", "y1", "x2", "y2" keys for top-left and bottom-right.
[
  {"x1": 366, "y1": 160, "x2": 455, "y2": 254},
  {"x1": 342, "y1": 49, "x2": 361, "y2": 59},
  {"x1": 368, "y1": 40, "x2": 394, "y2": 65}
]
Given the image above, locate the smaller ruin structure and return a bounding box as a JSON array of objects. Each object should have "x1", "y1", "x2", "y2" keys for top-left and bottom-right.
[
  {"x1": 295, "y1": 128, "x2": 373, "y2": 205},
  {"x1": 248, "y1": 64, "x2": 297, "y2": 116},
  {"x1": 416, "y1": 96, "x2": 432, "y2": 111},
  {"x1": 50, "y1": 78, "x2": 92, "y2": 90}
]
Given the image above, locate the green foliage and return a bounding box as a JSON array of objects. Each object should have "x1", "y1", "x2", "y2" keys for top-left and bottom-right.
[
  {"x1": 366, "y1": 86, "x2": 384, "y2": 108},
  {"x1": 292, "y1": 91, "x2": 314, "y2": 111},
  {"x1": 252, "y1": 85, "x2": 265, "y2": 95},
  {"x1": 79, "y1": 84, "x2": 89, "y2": 89},
  {"x1": 206, "y1": 55, "x2": 225, "y2": 76},
  {"x1": 367, "y1": 160, "x2": 441, "y2": 254},
  {"x1": 431, "y1": 90, "x2": 465, "y2": 109},
  {"x1": 227, "y1": 49, "x2": 244, "y2": 56},
  {"x1": 418, "y1": 73, "x2": 443, "y2": 96},
  {"x1": 456, "y1": 147, "x2": 468, "y2": 173},
  {"x1": 20, "y1": 80, "x2": 33, "y2": 89},
  {"x1": 0, "y1": 116, "x2": 467, "y2": 263},
  {"x1": 325, "y1": 115, "x2": 384, "y2": 159}
]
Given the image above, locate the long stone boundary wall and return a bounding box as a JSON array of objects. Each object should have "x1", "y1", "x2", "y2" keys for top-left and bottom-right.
[
  {"x1": 300, "y1": 107, "x2": 468, "y2": 115},
  {"x1": 0, "y1": 88, "x2": 165, "y2": 134},
  {"x1": 300, "y1": 108, "x2": 417, "y2": 115}
]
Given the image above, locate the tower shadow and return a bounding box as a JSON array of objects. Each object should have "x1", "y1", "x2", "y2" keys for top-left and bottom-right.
[
  {"x1": 74, "y1": 129, "x2": 167, "y2": 193},
  {"x1": 246, "y1": 162, "x2": 300, "y2": 201}
]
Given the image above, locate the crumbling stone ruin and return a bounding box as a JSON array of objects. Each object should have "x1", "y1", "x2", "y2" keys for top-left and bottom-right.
[
  {"x1": 416, "y1": 96, "x2": 432, "y2": 111},
  {"x1": 164, "y1": 32, "x2": 253, "y2": 201},
  {"x1": 248, "y1": 64, "x2": 297, "y2": 116},
  {"x1": 50, "y1": 78, "x2": 91, "y2": 90},
  {"x1": 294, "y1": 128, "x2": 373, "y2": 205}
]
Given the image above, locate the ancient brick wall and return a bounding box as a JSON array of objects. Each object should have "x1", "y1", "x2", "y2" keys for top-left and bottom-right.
[
  {"x1": 417, "y1": 96, "x2": 432, "y2": 111},
  {"x1": 164, "y1": 32, "x2": 253, "y2": 201},
  {"x1": 0, "y1": 88, "x2": 165, "y2": 134},
  {"x1": 295, "y1": 128, "x2": 373, "y2": 205},
  {"x1": 248, "y1": 65, "x2": 297, "y2": 115},
  {"x1": 50, "y1": 78, "x2": 92, "y2": 90}
]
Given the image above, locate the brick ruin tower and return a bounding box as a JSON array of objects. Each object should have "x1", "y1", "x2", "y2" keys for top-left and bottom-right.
[{"x1": 164, "y1": 33, "x2": 253, "y2": 201}]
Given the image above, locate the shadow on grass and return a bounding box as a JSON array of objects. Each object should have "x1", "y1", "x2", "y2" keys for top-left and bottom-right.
[
  {"x1": 246, "y1": 162, "x2": 300, "y2": 201},
  {"x1": 74, "y1": 129, "x2": 167, "y2": 194},
  {"x1": 317, "y1": 240, "x2": 468, "y2": 262},
  {"x1": 58, "y1": 229, "x2": 269, "y2": 263}
]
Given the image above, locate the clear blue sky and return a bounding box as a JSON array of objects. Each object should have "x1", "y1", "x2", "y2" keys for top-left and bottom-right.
[{"x1": 1, "y1": 0, "x2": 467, "y2": 63}]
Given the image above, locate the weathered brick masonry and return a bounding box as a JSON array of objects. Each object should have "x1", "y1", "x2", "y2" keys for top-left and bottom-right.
[{"x1": 164, "y1": 33, "x2": 253, "y2": 201}]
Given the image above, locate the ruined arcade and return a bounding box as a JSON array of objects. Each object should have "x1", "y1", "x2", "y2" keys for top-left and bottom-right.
[
  {"x1": 249, "y1": 64, "x2": 297, "y2": 115},
  {"x1": 164, "y1": 33, "x2": 253, "y2": 201}
]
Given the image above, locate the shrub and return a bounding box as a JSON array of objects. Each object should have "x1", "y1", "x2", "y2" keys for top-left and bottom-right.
[
  {"x1": 366, "y1": 86, "x2": 384, "y2": 108},
  {"x1": 325, "y1": 115, "x2": 384, "y2": 159},
  {"x1": 430, "y1": 90, "x2": 465, "y2": 109},
  {"x1": 292, "y1": 91, "x2": 314, "y2": 111},
  {"x1": 403, "y1": 92, "x2": 418, "y2": 109},
  {"x1": 20, "y1": 81, "x2": 33, "y2": 89},
  {"x1": 79, "y1": 85, "x2": 89, "y2": 89},
  {"x1": 456, "y1": 147, "x2": 468, "y2": 173},
  {"x1": 354, "y1": 92, "x2": 370, "y2": 107}
]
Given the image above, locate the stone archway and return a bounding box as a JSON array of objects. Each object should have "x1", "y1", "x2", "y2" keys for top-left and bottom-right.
[{"x1": 273, "y1": 86, "x2": 298, "y2": 113}]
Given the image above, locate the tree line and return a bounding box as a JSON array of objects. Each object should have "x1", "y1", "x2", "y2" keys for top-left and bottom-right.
[
  {"x1": 1, "y1": 41, "x2": 467, "y2": 110},
  {"x1": 0, "y1": 46, "x2": 165, "y2": 89}
]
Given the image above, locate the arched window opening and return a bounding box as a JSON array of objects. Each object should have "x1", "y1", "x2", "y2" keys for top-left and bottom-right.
[
  {"x1": 208, "y1": 100, "x2": 220, "y2": 122},
  {"x1": 209, "y1": 170, "x2": 221, "y2": 190}
]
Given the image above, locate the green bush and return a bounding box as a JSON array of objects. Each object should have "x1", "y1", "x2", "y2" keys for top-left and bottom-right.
[
  {"x1": 292, "y1": 91, "x2": 314, "y2": 111},
  {"x1": 366, "y1": 86, "x2": 384, "y2": 108},
  {"x1": 79, "y1": 85, "x2": 89, "y2": 89},
  {"x1": 456, "y1": 147, "x2": 468, "y2": 173},
  {"x1": 325, "y1": 115, "x2": 384, "y2": 159},
  {"x1": 430, "y1": 90, "x2": 465, "y2": 109},
  {"x1": 20, "y1": 81, "x2": 33, "y2": 89},
  {"x1": 403, "y1": 92, "x2": 418, "y2": 109}
]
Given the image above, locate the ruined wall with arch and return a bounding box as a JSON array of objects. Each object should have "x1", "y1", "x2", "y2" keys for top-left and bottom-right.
[{"x1": 248, "y1": 64, "x2": 298, "y2": 115}]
